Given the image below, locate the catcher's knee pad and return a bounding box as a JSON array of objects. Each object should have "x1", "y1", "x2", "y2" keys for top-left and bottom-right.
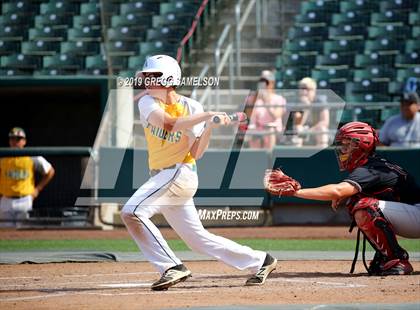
[{"x1": 352, "y1": 197, "x2": 408, "y2": 261}]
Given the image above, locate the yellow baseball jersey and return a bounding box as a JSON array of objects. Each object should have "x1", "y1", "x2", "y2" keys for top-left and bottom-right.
[
  {"x1": 0, "y1": 156, "x2": 52, "y2": 197},
  {"x1": 139, "y1": 95, "x2": 205, "y2": 170}
]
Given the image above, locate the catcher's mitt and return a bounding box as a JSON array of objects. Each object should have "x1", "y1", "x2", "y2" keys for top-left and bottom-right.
[{"x1": 263, "y1": 169, "x2": 301, "y2": 196}]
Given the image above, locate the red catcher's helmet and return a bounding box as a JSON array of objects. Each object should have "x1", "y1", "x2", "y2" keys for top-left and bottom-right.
[{"x1": 334, "y1": 122, "x2": 379, "y2": 172}]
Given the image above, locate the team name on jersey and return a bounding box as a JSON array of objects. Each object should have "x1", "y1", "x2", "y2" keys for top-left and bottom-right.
[
  {"x1": 147, "y1": 124, "x2": 182, "y2": 143},
  {"x1": 6, "y1": 169, "x2": 29, "y2": 180}
]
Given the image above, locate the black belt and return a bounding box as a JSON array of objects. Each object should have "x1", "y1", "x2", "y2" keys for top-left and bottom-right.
[
  {"x1": 5, "y1": 195, "x2": 25, "y2": 199},
  {"x1": 150, "y1": 164, "x2": 177, "y2": 177}
]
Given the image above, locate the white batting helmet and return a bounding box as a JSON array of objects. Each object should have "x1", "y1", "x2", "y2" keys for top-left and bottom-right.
[{"x1": 141, "y1": 55, "x2": 181, "y2": 87}]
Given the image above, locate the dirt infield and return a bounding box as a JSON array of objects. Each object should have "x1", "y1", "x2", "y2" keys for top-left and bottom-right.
[
  {"x1": 0, "y1": 226, "x2": 356, "y2": 240},
  {"x1": 0, "y1": 261, "x2": 419, "y2": 309}
]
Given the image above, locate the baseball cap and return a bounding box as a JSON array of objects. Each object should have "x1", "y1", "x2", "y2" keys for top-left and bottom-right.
[
  {"x1": 259, "y1": 70, "x2": 275, "y2": 82},
  {"x1": 401, "y1": 92, "x2": 420, "y2": 104},
  {"x1": 8, "y1": 127, "x2": 26, "y2": 138}
]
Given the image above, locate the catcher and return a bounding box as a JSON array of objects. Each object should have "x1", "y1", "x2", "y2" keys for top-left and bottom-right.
[{"x1": 264, "y1": 121, "x2": 420, "y2": 275}]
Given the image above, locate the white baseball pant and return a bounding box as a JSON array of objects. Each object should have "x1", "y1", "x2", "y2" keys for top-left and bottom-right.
[{"x1": 120, "y1": 163, "x2": 266, "y2": 275}]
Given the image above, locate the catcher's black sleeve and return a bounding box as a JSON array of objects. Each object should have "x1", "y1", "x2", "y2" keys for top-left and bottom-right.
[{"x1": 343, "y1": 167, "x2": 380, "y2": 193}]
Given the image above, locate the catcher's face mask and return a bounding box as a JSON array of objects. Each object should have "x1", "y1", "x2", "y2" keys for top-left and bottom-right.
[{"x1": 334, "y1": 137, "x2": 362, "y2": 171}]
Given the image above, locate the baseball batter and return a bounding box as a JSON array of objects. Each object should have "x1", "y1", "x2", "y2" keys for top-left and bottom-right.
[
  {"x1": 265, "y1": 122, "x2": 420, "y2": 275},
  {"x1": 120, "y1": 55, "x2": 277, "y2": 291}
]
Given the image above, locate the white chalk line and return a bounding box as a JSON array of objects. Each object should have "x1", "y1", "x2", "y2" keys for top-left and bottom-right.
[
  {"x1": 0, "y1": 280, "x2": 153, "y2": 288},
  {"x1": 270, "y1": 278, "x2": 367, "y2": 288},
  {"x1": 0, "y1": 271, "x2": 158, "y2": 281},
  {"x1": 0, "y1": 289, "x2": 204, "y2": 302}
]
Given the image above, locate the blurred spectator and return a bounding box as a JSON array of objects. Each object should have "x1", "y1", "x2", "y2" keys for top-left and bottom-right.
[
  {"x1": 247, "y1": 70, "x2": 286, "y2": 149},
  {"x1": 0, "y1": 127, "x2": 55, "y2": 227},
  {"x1": 380, "y1": 93, "x2": 420, "y2": 147},
  {"x1": 289, "y1": 77, "x2": 330, "y2": 147}
]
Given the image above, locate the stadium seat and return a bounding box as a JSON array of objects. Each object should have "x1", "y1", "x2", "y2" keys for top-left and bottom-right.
[
  {"x1": 0, "y1": 13, "x2": 34, "y2": 27},
  {"x1": 34, "y1": 68, "x2": 76, "y2": 76},
  {"x1": 85, "y1": 54, "x2": 107, "y2": 70},
  {"x1": 368, "y1": 25, "x2": 411, "y2": 39},
  {"x1": 413, "y1": 26, "x2": 420, "y2": 38},
  {"x1": 73, "y1": 14, "x2": 101, "y2": 27},
  {"x1": 331, "y1": 11, "x2": 370, "y2": 26},
  {"x1": 109, "y1": 56, "x2": 128, "y2": 70},
  {"x1": 346, "y1": 80, "x2": 389, "y2": 94},
  {"x1": 43, "y1": 54, "x2": 83, "y2": 70},
  {"x1": 118, "y1": 69, "x2": 137, "y2": 78},
  {"x1": 395, "y1": 53, "x2": 420, "y2": 67},
  {"x1": 323, "y1": 39, "x2": 364, "y2": 54},
  {"x1": 128, "y1": 55, "x2": 147, "y2": 69},
  {"x1": 397, "y1": 67, "x2": 420, "y2": 81},
  {"x1": 108, "y1": 27, "x2": 146, "y2": 42},
  {"x1": 276, "y1": 53, "x2": 316, "y2": 68},
  {"x1": 371, "y1": 11, "x2": 409, "y2": 26},
  {"x1": 316, "y1": 79, "x2": 346, "y2": 96},
  {"x1": 405, "y1": 40, "x2": 420, "y2": 53},
  {"x1": 364, "y1": 39, "x2": 403, "y2": 54},
  {"x1": 80, "y1": 2, "x2": 100, "y2": 15},
  {"x1": 67, "y1": 27, "x2": 102, "y2": 42},
  {"x1": 21, "y1": 41, "x2": 60, "y2": 56},
  {"x1": 0, "y1": 26, "x2": 27, "y2": 41},
  {"x1": 138, "y1": 41, "x2": 177, "y2": 56},
  {"x1": 275, "y1": 67, "x2": 310, "y2": 82},
  {"x1": 1, "y1": 53, "x2": 41, "y2": 70},
  {"x1": 152, "y1": 13, "x2": 193, "y2": 28},
  {"x1": 40, "y1": 1, "x2": 78, "y2": 15},
  {"x1": 29, "y1": 27, "x2": 67, "y2": 41},
  {"x1": 346, "y1": 93, "x2": 391, "y2": 103},
  {"x1": 340, "y1": 1, "x2": 379, "y2": 13},
  {"x1": 0, "y1": 68, "x2": 32, "y2": 76},
  {"x1": 328, "y1": 25, "x2": 366, "y2": 40},
  {"x1": 275, "y1": 79, "x2": 296, "y2": 89},
  {"x1": 354, "y1": 53, "x2": 394, "y2": 67},
  {"x1": 0, "y1": 41, "x2": 20, "y2": 55},
  {"x1": 288, "y1": 25, "x2": 328, "y2": 40},
  {"x1": 353, "y1": 67, "x2": 396, "y2": 81},
  {"x1": 111, "y1": 13, "x2": 152, "y2": 28},
  {"x1": 284, "y1": 39, "x2": 323, "y2": 53},
  {"x1": 35, "y1": 14, "x2": 73, "y2": 28},
  {"x1": 106, "y1": 41, "x2": 137, "y2": 56},
  {"x1": 60, "y1": 41, "x2": 99, "y2": 56},
  {"x1": 295, "y1": 11, "x2": 331, "y2": 26},
  {"x1": 2, "y1": 1, "x2": 38, "y2": 15},
  {"x1": 388, "y1": 81, "x2": 404, "y2": 95},
  {"x1": 380, "y1": 0, "x2": 418, "y2": 12},
  {"x1": 146, "y1": 27, "x2": 187, "y2": 43},
  {"x1": 409, "y1": 13, "x2": 420, "y2": 26},
  {"x1": 120, "y1": 2, "x2": 160, "y2": 15},
  {"x1": 80, "y1": 1, "x2": 117, "y2": 15},
  {"x1": 380, "y1": 108, "x2": 399, "y2": 122},
  {"x1": 301, "y1": 0, "x2": 339, "y2": 13},
  {"x1": 312, "y1": 67, "x2": 351, "y2": 81},
  {"x1": 316, "y1": 53, "x2": 354, "y2": 68},
  {"x1": 160, "y1": 2, "x2": 198, "y2": 15}
]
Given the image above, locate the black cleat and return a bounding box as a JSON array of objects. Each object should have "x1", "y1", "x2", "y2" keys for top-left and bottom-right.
[{"x1": 245, "y1": 253, "x2": 277, "y2": 286}]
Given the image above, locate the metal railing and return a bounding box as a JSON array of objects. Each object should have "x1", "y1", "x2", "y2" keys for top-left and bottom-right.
[
  {"x1": 214, "y1": 24, "x2": 234, "y2": 110},
  {"x1": 235, "y1": 0, "x2": 262, "y2": 76}
]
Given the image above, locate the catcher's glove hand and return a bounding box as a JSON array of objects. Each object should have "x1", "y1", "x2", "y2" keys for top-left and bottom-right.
[{"x1": 263, "y1": 168, "x2": 301, "y2": 196}]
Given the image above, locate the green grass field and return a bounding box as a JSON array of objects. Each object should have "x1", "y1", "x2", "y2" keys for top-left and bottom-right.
[{"x1": 0, "y1": 238, "x2": 419, "y2": 252}]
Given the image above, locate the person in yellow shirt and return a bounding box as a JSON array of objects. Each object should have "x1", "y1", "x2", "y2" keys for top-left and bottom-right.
[
  {"x1": 0, "y1": 127, "x2": 55, "y2": 227},
  {"x1": 120, "y1": 55, "x2": 277, "y2": 291}
]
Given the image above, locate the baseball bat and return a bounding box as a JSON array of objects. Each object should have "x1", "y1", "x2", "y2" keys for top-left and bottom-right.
[{"x1": 212, "y1": 112, "x2": 248, "y2": 124}]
